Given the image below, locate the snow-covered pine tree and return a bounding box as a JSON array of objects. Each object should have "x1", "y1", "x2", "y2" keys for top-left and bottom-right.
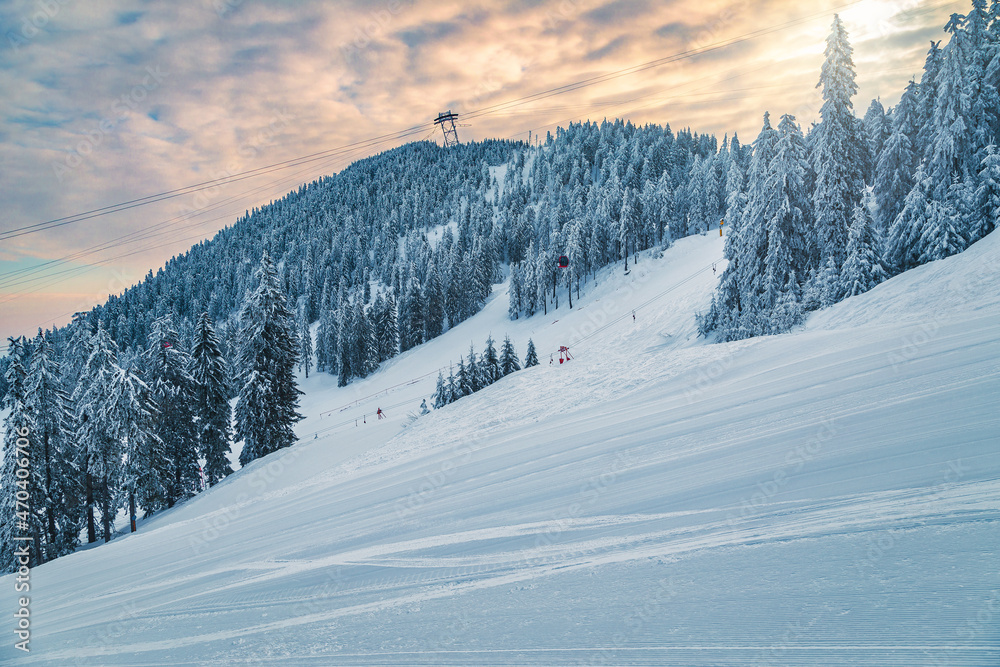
[
  {"x1": 315, "y1": 307, "x2": 337, "y2": 374},
  {"x1": 863, "y1": 98, "x2": 890, "y2": 179},
  {"x1": 191, "y1": 312, "x2": 233, "y2": 487},
  {"x1": 482, "y1": 336, "x2": 501, "y2": 385},
  {"x1": 467, "y1": 343, "x2": 485, "y2": 392},
  {"x1": 433, "y1": 371, "x2": 449, "y2": 409},
  {"x1": 455, "y1": 357, "x2": 471, "y2": 399},
  {"x1": 73, "y1": 323, "x2": 123, "y2": 543},
  {"x1": 534, "y1": 250, "x2": 550, "y2": 316},
  {"x1": 975, "y1": 145, "x2": 1000, "y2": 241},
  {"x1": 618, "y1": 188, "x2": 637, "y2": 272},
  {"x1": 337, "y1": 302, "x2": 355, "y2": 388},
  {"x1": 762, "y1": 114, "x2": 813, "y2": 323},
  {"x1": 873, "y1": 80, "x2": 918, "y2": 232},
  {"x1": 915, "y1": 41, "x2": 944, "y2": 160},
  {"x1": 235, "y1": 252, "x2": 303, "y2": 467},
  {"x1": 398, "y1": 274, "x2": 424, "y2": 352},
  {"x1": 105, "y1": 363, "x2": 161, "y2": 531},
  {"x1": 812, "y1": 14, "x2": 866, "y2": 271},
  {"x1": 360, "y1": 303, "x2": 379, "y2": 376},
  {"x1": 499, "y1": 335, "x2": 521, "y2": 376},
  {"x1": 144, "y1": 315, "x2": 200, "y2": 509},
  {"x1": 297, "y1": 305, "x2": 313, "y2": 379},
  {"x1": 703, "y1": 112, "x2": 779, "y2": 340},
  {"x1": 1, "y1": 339, "x2": 30, "y2": 570},
  {"x1": 566, "y1": 222, "x2": 585, "y2": 305},
  {"x1": 379, "y1": 293, "x2": 399, "y2": 362},
  {"x1": 885, "y1": 164, "x2": 932, "y2": 273},
  {"x1": 23, "y1": 332, "x2": 77, "y2": 562},
  {"x1": 524, "y1": 339, "x2": 539, "y2": 367},
  {"x1": 841, "y1": 190, "x2": 888, "y2": 297},
  {"x1": 446, "y1": 364, "x2": 460, "y2": 404},
  {"x1": 917, "y1": 183, "x2": 968, "y2": 265},
  {"x1": 423, "y1": 262, "x2": 445, "y2": 339},
  {"x1": 508, "y1": 263, "x2": 523, "y2": 320}
]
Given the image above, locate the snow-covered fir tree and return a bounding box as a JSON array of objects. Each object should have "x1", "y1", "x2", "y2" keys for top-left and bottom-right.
[
  {"x1": 73, "y1": 323, "x2": 123, "y2": 543},
  {"x1": 297, "y1": 305, "x2": 313, "y2": 379},
  {"x1": 812, "y1": 14, "x2": 866, "y2": 272},
  {"x1": 23, "y1": 331, "x2": 78, "y2": 562},
  {"x1": 761, "y1": 113, "x2": 813, "y2": 330},
  {"x1": 144, "y1": 315, "x2": 199, "y2": 509},
  {"x1": 499, "y1": 335, "x2": 521, "y2": 376},
  {"x1": 873, "y1": 80, "x2": 918, "y2": 232},
  {"x1": 841, "y1": 190, "x2": 889, "y2": 297},
  {"x1": 104, "y1": 363, "x2": 160, "y2": 531},
  {"x1": 1, "y1": 339, "x2": 30, "y2": 570},
  {"x1": 524, "y1": 339, "x2": 539, "y2": 367},
  {"x1": 482, "y1": 336, "x2": 501, "y2": 385},
  {"x1": 235, "y1": 252, "x2": 303, "y2": 467},
  {"x1": 191, "y1": 313, "x2": 233, "y2": 487}
]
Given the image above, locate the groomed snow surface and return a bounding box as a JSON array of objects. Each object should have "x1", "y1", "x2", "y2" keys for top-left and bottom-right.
[{"x1": 5, "y1": 231, "x2": 999, "y2": 666}]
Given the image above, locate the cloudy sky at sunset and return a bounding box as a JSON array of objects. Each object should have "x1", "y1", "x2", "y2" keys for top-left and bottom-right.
[{"x1": 0, "y1": 0, "x2": 966, "y2": 345}]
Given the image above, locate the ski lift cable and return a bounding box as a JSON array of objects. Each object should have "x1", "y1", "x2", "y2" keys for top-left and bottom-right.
[
  {"x1": 1, "y1": 1, "x2": 863, "y2": 243},
  {"x1": 0, "y1": 137, "x2": 390, "y2": 303},
  {"x1": 0, "y1": 123, "x2": 436, "y2": 242},
  {"x1": 0, "y1": 139, "x2": 393, "y2": 290},
  {"x1": 567, "y1": 257, "x2": 724, "y2": 353},
  {"x1": 0, "y1": 53, "x2": 774, "y2": 292}
]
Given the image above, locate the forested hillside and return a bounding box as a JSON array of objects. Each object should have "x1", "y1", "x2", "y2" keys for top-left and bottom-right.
[{"x1": 3, "y1": 4, "x2": 998, "y2": 572}]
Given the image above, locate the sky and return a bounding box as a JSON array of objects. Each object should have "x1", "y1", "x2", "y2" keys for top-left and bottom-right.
[{"x1": 0, "y1": 0, "x2": 967, "y2": 346}]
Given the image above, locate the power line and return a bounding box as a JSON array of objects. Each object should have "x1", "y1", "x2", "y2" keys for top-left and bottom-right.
[
  {"x1": 0, "y1": 0, "x2": 863, "y2": 243},
  {"x1": 0, "y1": 124, "x2": 436, "y2": 242},
  {"x1": 0, "y1": 135, "x2": 404, "y2": 292}
]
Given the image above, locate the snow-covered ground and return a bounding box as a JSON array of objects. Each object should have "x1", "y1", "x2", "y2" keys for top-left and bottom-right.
[{"x1": 4, "y1": 230, "x2": 999, "y2": 666}]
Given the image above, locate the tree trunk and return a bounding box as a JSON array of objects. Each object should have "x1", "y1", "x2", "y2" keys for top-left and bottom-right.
[
  {"x1": 129, "y1": 493, "x2": 137, "y2": 533},
  {"x1": 101, "y1": 478, "x2": 111, "y2": 543},
  {"x1": 86, "y1": 471, "x2": 97, "y2": 544},
  {"x1": 43, "y1": 431, "x2": 57, "y2": 551}
]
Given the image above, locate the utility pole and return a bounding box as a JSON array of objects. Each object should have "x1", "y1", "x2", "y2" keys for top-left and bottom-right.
[{"x1": 434, "y1": 110, "x2": 461, "y2": 147}]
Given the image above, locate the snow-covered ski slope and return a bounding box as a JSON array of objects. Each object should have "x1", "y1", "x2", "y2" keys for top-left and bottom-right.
[{"x1": 6, "y1": 231, "x2": 1000, "y2": 666}]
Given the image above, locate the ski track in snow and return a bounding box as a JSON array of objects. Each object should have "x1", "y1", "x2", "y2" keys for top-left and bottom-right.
[{"x1": 4, "y1": 232, "x2": 1000, "y2": 666}]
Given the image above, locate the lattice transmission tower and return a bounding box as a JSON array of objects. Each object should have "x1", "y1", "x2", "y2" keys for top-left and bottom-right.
[{"x1": 433, "y1": 110, "x2": 461, "y2": 147}]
